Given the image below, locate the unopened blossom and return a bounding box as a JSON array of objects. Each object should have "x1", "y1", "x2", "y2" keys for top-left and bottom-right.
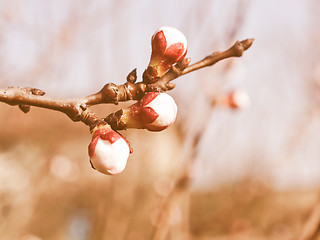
[
  {"x1": 226, "y1": 90, "x2": 250, "y2": 109},
  {"x1": 115, "y1": 92, "x2": 177, "y2": 131},
  {"x1": 145, "y1": 26, "x2": 188, "y2": 81},
  {"x1": 88, "y1": 125, "x2": 132, "y2": 175}
]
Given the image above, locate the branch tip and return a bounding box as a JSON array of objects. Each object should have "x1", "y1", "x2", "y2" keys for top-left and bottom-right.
[{"x1": 240, "y1": 38, "x2": 254, "y2": 50}]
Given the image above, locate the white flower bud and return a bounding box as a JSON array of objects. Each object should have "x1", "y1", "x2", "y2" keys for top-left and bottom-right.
[
  {"x1": 127, "y1": 92, "x2": 178, "y2": 131},
  {"x1": 144, "y1": 92, "x2": 177, "y2": 131},
  {"x1": 88, "y1": 125, "x2": 132, "y2": 175},
  {"x1": 148, "y1": 26, "x2": 188, "y2": 77},
  {"x1": 152, "y1": 26, "x2": 187, "y2": 56}
]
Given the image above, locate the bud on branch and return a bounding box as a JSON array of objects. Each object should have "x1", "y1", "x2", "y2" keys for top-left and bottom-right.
[
  {"x1": 143, "y1": 27, "x2": 188, "y2": 84},
  {"x1": 88, "y1": 124, "x2": 133, "y2": 175},
  {"x1": 105, "y1": 92, "x2": 177, "y2": 131}
]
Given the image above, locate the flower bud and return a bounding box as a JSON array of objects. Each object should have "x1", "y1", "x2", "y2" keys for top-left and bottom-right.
[
  {"x1": 226, "y1": 90, "x2": 250, "y2": 109},
  {"x1": 107, "y1": 92, "x2": 176, "y2": 132},
  {"x1": 88, "y1": 125, "x2": 132, "y2": 175},
  {"x1": 145, "y1": 27, "x2": 187, "y2": 81},
  {"x1": 129, "y1": 92, "x2": 178, "y2": 131}
]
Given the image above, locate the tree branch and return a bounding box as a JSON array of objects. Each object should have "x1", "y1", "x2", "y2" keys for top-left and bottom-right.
[{"x1": 0, "y1": 39, "x2": 254, "y2": 128}]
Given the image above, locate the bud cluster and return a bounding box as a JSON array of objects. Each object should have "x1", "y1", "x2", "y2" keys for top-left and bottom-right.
[
  {"x1": 87, "y1": 26, "x2": 249, "y2": 175},
  {"x1": 89, "y1": 91, "x2": 178, "y2": 175},
  {"x1": 88, "y1": 26, "x2": 187, "y2": 175}
]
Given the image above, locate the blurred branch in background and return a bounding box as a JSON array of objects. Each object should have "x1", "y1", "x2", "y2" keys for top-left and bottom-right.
[{"x1": 299, "y1": 198, "x2": 320, "y2": 240}]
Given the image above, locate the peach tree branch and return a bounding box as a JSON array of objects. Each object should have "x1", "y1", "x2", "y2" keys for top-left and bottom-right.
[{"x1": 0, "y1": 39, "x2": 254, "y2": 128}]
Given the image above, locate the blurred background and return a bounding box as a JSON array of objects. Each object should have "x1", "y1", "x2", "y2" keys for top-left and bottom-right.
[{"x1": 0, "y1": 0, "x2": 320, "y2": 239}]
